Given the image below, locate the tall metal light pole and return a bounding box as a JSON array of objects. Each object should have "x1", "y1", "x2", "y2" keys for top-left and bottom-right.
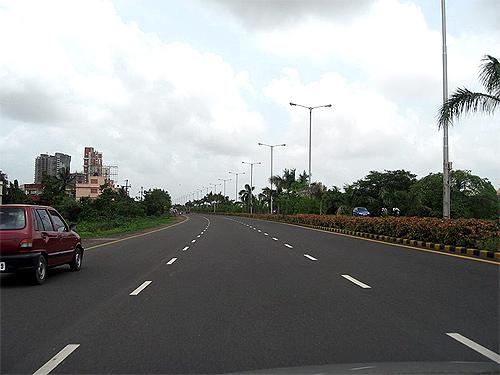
[
  {"x1": 229, "y1": 171, "x2": 245, "y2": 202},
  {"x1": 441, "y1": 0, "x2": 451, "y2": 219},
  {"x1": 290, "y1": 102, "x2": 332, "y2": 186},
  {"x1": 218, "y1": 178, "x2": 231, "y2": 198},
  {"x1": 258, "y1": 142, "x2": 286, "y2": 214},
  {"x1": 242, "y1": 161, "x2": 261, "y2": 214}
]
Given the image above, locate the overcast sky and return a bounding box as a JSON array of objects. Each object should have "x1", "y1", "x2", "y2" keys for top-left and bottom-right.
[{"x1": 0, "y1": 0, "x2": 498, "y2": 201}]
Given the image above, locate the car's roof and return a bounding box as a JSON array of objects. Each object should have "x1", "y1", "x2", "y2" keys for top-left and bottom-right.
[{"x1": 1, "y1": 204, "x2": 53, "y2": 209}]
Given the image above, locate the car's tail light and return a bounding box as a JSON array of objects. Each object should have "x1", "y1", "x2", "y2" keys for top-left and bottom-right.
[{"x1": 19, "y1": 239, "x2": 33, "y2": 249}]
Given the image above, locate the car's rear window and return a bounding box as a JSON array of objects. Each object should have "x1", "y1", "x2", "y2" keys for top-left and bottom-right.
[{"x1": 0, "y1": 208, "x2": 26, "y2": 230}]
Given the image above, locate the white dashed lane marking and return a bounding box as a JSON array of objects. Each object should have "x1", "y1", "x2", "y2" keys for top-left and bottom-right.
[
  {"x1": 182, "y1": 246, "x2": 189, "y2": 251},
  {"x1": 166, "y1": 257, "x2": 177, "y2": 265},
  {"x1": 304, "y1": 254, "x2": 318, "y2": 261},
  {"x1": 284, "y1": 244, "x2": 293, "y2": 249},
  {"x1": 33, "y1": 344, "x2": 80, "y2": 375},
  {"x1": 272, "y1": 237, "x2": 278, "y2": 241},
  {"x1": 446, "y1": 333, "x2": 500, "y2": 364},
  {"x1": 341, "y1": 275, "x2": 371, "y2": 289},
  {"x1": 130, "y1": 281, "x2": 152, "y2": 296}
]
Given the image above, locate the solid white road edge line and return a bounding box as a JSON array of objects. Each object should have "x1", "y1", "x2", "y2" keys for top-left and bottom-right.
[
  {"x1": 304, "y1": 254, "x2": 318, "y2": 261},
  {"x1": 341, "y1": 275, "x2": 371, "y2": 289},
  {"x1": 284, "y1": 244, "x2": 293, "y2": 248},
  {"x1": 182, "y1": 246, "x2": 189, "y2": 251},
  {"x1": 446, "y1": 333, "x2": 500, "y2": 364},
  {"x1": 166, "y1": 257, "x2": 177, "y2": 265},
  {"x1": 130, "y1": 281, "x2": 152, "y2": 296},
  {"x1": 33, "y1": 344, "x2": 80, "y2": 375}
]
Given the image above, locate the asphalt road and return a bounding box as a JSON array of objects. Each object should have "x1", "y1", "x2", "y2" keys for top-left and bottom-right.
[{"x1": 1, "y1": 214, "x2": 499, "y2": 374}]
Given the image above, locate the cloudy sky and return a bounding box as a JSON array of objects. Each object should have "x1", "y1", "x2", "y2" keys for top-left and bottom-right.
[{"x1": 0, "y1": 0, "x2": 498, "y2": 201}]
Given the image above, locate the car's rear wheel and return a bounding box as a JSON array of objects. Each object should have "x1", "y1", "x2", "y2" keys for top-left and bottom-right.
[
  {"x1": 69, "y1": 247, "x2": 83, "y2": 271},
  {"x1": 31, "y1": 255, "x2": 47, "y2": 285}
]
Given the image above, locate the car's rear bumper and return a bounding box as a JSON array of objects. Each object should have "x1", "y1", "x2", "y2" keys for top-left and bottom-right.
[{"x1": 0, "y1": 252, "x2": 41, "y2": 273}]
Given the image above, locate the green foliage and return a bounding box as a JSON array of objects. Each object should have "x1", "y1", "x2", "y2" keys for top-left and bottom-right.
[
  {"x1": 344, "y1": 170, "x2": 417, "y2": 215},
  {"x1": 439, "y1": 55, "x2": 499, "y2": 127},
  {"x1": 410, "y1": 170, "x2": 497, "y2": 219},
  {"x1": 142, "y1": 188, "x2": 172, "y2": 216}
]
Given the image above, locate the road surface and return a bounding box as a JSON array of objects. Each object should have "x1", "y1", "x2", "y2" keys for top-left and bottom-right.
[{"x1": 1, "y1": 214, "x2": 499, "y2": 374}]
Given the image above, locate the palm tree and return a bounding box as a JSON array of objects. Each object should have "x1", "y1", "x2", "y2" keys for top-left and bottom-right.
[
  {"x1": 439, "y1": 55, "x2": 500, "y2": 127},
  {"x1": 238, "y1": 184, "x2": 254, "y2": 205}
]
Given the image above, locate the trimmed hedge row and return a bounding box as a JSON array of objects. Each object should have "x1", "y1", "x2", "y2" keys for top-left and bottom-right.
[{"x1": 223, "y1": 213, "x2": 499, "y2": 250}]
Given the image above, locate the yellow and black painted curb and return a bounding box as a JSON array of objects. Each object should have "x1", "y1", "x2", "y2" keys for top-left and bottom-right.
[{"x1": 301, "y1": 223, "x2": 499, "y2": 263}]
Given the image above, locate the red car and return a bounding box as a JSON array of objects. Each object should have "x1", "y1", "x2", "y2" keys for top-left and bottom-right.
[{"x1": 0, "y1": 204, "x2": 83, "y2": 284}]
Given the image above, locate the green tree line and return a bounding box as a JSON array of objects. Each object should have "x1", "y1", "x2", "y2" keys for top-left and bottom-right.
[{"x1": 186, "y1": 168, "x2": 497, "y2": 220}]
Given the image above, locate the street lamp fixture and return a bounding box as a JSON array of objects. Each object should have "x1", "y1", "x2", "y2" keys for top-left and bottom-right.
[
  {"x1": 258, "y1": 142, "x2": 286, "y2": 214},
  {"x1": 289, "y1": 101, "x2": 333, "y2": 186}
]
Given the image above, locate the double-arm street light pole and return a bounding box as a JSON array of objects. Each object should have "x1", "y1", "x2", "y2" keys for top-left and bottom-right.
[
  {"x1": 290, "y1": 102, "x2": 332, "y2": 186},
  {"x1": 229, "y1": 171, "x2": 245, "y2": 202},
  {"x1": 242, "y1": 161, "x2": 261, "y2": 214},
  {"x1": 258, "y1": 142, "x2": 286, "y2": 214},
  {"x1": 441, "y1": 0, "x2": 451, "y2": 219},
  {"x1": 218, "y1": 178, "x2": 231, "y2": 198}
]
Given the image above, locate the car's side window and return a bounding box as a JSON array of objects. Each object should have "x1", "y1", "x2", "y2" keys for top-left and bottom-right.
[
  {"x1": 36, "y1": 209, "x2": 54, "y2": 232},
  {"x1": 33, "y1": 210, "x2": 42, "y2": 231},
  {"x1": 49, "y1": 210, "x2": 68, "y2": 232}
]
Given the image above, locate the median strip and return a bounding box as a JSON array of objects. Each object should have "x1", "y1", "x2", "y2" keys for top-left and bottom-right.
[
  {"x1": 341, "y1": 274, "x2": 371, "y2": 289},
  {"x1": 33, "y1": 344, "x2": 80, "y2": 375},
  {"x1": 130, "y1": 281, "x2": 152, "y2": 296},
  {"x1": 446, "y1": 333, "x2": 500, "y2": 364}
]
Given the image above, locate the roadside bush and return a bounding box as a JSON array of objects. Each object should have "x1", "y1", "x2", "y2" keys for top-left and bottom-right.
[{"x1": 223, "y1": 213, "x2": 499, "y2": 250}]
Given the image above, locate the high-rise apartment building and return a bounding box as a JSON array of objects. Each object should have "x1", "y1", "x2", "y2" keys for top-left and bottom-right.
[
  {"x1": 34, "y1": 153, "x2": 71, "y2": 183},
  {"x1": 83, "y1": 147, "x2": 103, "y2": 182}
]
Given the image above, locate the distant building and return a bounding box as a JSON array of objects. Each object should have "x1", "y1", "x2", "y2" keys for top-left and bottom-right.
[
  {"x1": 34, "y1": 152, "x2": 71, "y2": 183},
  {"x1": 75, "y1": 175, "x2": 108, "y2": 200},
  {"x1": 21, "y1": 183, "x2": 43, "y2": 201},
  {"x1": 83, "y1": 147, "x2": 103, "y2": 182}
]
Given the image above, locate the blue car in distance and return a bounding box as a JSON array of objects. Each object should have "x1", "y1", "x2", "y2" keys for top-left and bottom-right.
[{"x1": 352, "y1": 207, "x2": 370, "y2": 217}]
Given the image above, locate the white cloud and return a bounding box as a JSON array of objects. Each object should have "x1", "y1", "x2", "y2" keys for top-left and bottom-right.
[{"x1": 0, "y1": 0, "x2": 266, "y2": 198}]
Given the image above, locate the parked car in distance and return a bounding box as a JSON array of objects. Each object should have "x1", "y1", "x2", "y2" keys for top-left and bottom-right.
[
  {"x1": 0, "y1": 204, "x2": 83, "y2": 284},
  {"x1": 352, "y1": 207, "x2": 370, "y2": 217}
]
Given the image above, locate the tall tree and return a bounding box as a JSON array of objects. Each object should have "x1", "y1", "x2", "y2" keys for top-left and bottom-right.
[
  {"x1": 439, "y1": 55, "x2": 499, "y2": 127},
  {"x1": 238, "y1": 184, "x2": 254, "y2": 206}
]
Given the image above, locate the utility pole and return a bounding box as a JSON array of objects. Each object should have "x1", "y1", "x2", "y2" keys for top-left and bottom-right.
[
  {"x1": 242, "y1": 161, "x2": 261, "y2": 214},
  {"x1": 441, "y1": 0, "x2": 451, "y2": 219},
  {"x1": 0, "y1": 180, "x2": 3, "y2": 205},
  {"x1": 229, "y1": 171, "x2": 245, "y2": 202},
  {"x1": 140, "y1": 186, "x2": 144, "y2": 201}
]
